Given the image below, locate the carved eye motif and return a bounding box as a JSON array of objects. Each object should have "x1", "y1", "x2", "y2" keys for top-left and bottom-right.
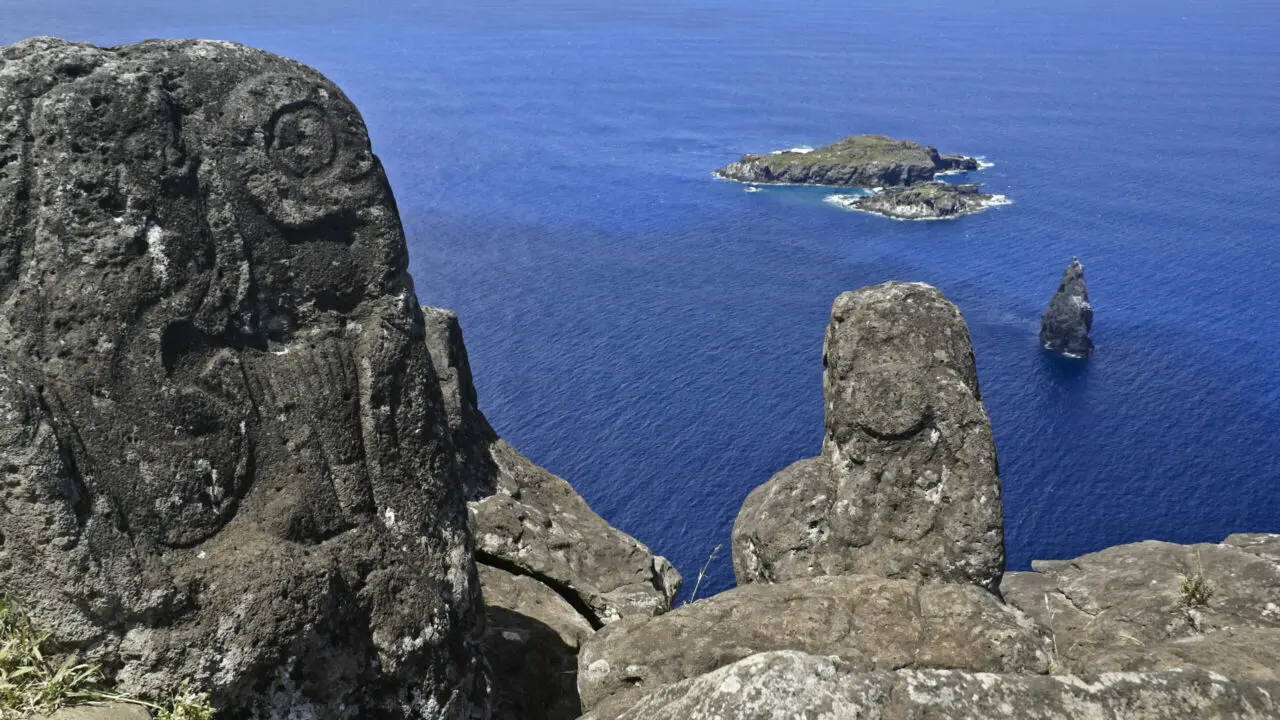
[
  {"x1": 221, "y1": 72, "x2": 380, "y2": 228},
  {"x1": 268, "y1": 102, "x2": 336, "y2": 177}
]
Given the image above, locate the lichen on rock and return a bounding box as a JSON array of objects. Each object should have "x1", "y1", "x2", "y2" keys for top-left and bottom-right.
[
  {"x1": 582, "y1": 650, "x2": 1280, "y2": 720},
  {"x1": 576, "y1": 575, "x2": 1052, "y2": 719}
]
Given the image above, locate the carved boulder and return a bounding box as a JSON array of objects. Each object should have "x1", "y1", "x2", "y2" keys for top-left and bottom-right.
[
  {"x1": 733, "y1": 282, "x2": 1004, "y2": 591},
  {"x1": 0, "y1": 37, "x2": 485, "y2": 718}
]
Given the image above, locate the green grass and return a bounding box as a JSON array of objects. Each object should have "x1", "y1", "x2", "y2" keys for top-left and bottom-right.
[
  {"x1": 0, "y1": 596, "x2": 216, "y2": 719},
  {"x1": 1179, "y1": 555, "x2": 1215, "y2": 608},
  {"x1": 741, "y1": 135, "x2": 937, "y2": 167}
]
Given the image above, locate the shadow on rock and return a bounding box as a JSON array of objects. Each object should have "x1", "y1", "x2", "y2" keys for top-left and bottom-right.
[{"x1": 484, "y1": 605, "x2": 584, "y2": 720}]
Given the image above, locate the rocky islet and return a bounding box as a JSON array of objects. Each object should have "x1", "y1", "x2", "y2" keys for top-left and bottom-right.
[
  {"x1": 1040, "y1": 257, "x2": 1095, "y2": 356},
  {"x1": 714, "y1": 134, "x2": 980, "y2": 188},
  {"x1": 826, "y1": 181, "x2": 1011, "y2": 220},
  {"x1": 715, "y1": 134, "x2": 1008, "y2": 219}
]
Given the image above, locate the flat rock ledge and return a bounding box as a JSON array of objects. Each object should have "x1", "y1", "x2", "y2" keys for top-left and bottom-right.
[
  {"x1": 36, "y1": 704, "x2": 151, "y2": 720},
  {"x1": 714, "y1": 134, "x2": 979, "y2": 188},
  {"x1": 583, "y1": 650, "x2": 1280, "y2": 720},
  {"x1": 1002, "y1": 537, "x2": 1280, "y2": 681},
  {"x1": 826, "y1": 181, "x2": 1010, "y2": 220},
  {"x1": 577, "y1": 575, "x2": 1051, "y2": 719}
]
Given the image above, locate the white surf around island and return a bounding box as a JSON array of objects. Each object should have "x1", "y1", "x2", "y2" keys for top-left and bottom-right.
[
  {"x1": 935, "y1": 157, "x2": 994, "y2": 177},
  {"x1": 823, "y1": 191, "x2": 1012, "y2": 221},
  {"x1": 770, "y1": 146, "x2": 815, "y2": 155}
]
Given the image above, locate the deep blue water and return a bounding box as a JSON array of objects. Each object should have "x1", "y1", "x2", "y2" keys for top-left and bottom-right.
[{"x1": 4, "y1": 0, "x2": 1278, "y2": 598}]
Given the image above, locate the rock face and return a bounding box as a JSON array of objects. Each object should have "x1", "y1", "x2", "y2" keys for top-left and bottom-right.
[
  {"x1": 576, "y1": 575, "x2": 1051, "y2": 719},
  {"x1": 422, "y1": 307, "x2": 680, "y2": 720},
  {"x1": 733, "y1": 282, "x2": 1004, "y2": 592},
  {"x1": 476, "y1": 565, "x2": 592, "y2": 720},
  {"x1": 826, "y1": 182, "x2": 1009, "y2": 220},
  {"x1": 1002, "y1": 539, "x2": 1280, "y2": 681},
  {"x1": 1222, "y1": 532, "x2": 1280, "y2": 563},
  {"x1": 1039, "y1": 257, "x2": 1094, "y2": 356},
  {"x1": 422, "y1": 307, "x2": 680, "y2": 627},
  {"x1": 0, "y1": 37, "x2": 486, "y2": 717},
  {"x1": 583, "y1": 650, "x2": 1280, "y2": 720},
  {"x1": 715, "y1": 135, "x2": 980, "y2": 188}
]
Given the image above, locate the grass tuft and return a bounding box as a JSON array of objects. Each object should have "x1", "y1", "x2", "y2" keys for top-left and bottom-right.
[
  {"x1": 0, "y1": 596, "x2": 216, "y2": 719},
  {"x1": 1179, "y1": 554, "x2": 1215, "y2": 608},
  {"x1": 0, "y1": 595, "x2": 102, "y2": 717}
]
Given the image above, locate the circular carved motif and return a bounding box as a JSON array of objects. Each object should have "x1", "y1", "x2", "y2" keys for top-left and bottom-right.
[
  {"x1": 267, "y1": 102, "x2": 336, "y2": 177},
  {"x1": 220, "y1": 72, "x2": 381, "y2": 228}
]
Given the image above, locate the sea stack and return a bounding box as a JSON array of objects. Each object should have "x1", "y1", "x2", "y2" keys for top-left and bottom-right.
[{"x1": 1039, "y1": 258, "x2": 1094, "y2": 357}]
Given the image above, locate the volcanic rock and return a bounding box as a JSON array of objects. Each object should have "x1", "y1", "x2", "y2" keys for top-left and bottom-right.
[
  {"x1": 1002, "y1": 539, "x2": 1280, "y2": 681},
  {"x1": 478, "y1": 565, "x2": 592, "y2": 720},
  {"x1": 422, "y1": 307, "x2": 681, "y2": 627},
  {"x1": 576, "y1": 575, "x2": 1051, "y2": 718},
  {"x1": 1039, "y1": 257, "x2": 1094, "y2": 356},
  {"x1": 732, "y1": 282, "x2": 1004, "y2": 591},
  {"x1": 1222, "y1": 532, "x2": 1280, "y2": 564},
  {"x1": 582, "y1": 650, "x2": 1280, "y2": 720},
  {"x1": 422, "y1": 306, "x2": 680, "y2": 720},
  {"x1": 0, "y1": 37, "x2": 485, "y2": 717},
  {"x1": 827, "y1": 181, "x2": 1009, "y2": 220},
  {"x1": 714, "y1": 134, "x2": 980, "y2": 188}
]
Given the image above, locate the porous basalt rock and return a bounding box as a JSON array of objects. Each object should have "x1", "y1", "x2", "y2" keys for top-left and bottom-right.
[
  {"x1": 714, "y1": 134, "x2": 979, "y2": 188},
  {"x1": 422, "y1": 307, "x2": 680, "y2": 720},
  {"x1": 827, "y1": 181, "x2": 1009, "y2": 220},
  {"x1": 1002, "y1": 539, "x2": 1280, "y2": 681},
  {"x1": 1039, "y1": 257, "x2": 1094, "y2": 357},
  {"x1": 732, "y1": 282, "x2": 1004, "y2": 592},
  {"x1": 583, "y1": 650, "x2": 1280, "y2": 720},
  {"x1": 0, "y1": 37, "x2": 485, "y2": 718},
  {"x1": 576, "y1": 575, "x2": 1051, "y2": 718}
]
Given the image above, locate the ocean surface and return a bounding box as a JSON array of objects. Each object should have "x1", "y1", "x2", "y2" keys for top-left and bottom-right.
[{"x1": 4, "y1": 0, "x2": 1278, "y2": 598}]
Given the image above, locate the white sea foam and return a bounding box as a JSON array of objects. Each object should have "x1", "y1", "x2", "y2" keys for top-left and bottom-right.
[
  {"x1": 745, "y1": 186, "x2": 762, "y2": 193},
  {"x1": 938, "y1": 157, "x2": 993, "y2": 175},
  {"x1": 823, "y1": 192, "x2": 1013, "y2": 221},
  {"x1": 770, "y1": 146, "x2": 815, "y2": 155},
  {"x1": 823, "y1": 193, "x2": 861, "y2": 209}
]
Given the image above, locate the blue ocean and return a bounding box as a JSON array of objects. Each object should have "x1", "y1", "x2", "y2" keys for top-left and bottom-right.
[{"x1": 4, "y1": 0, "x2": 1277, "y2": 598}]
